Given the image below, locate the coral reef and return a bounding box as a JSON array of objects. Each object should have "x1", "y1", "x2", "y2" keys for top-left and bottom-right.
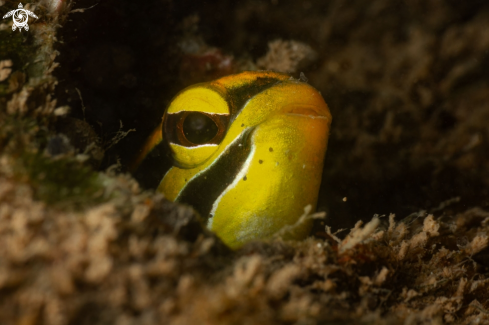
[{"x1": 1, "y1": 0, "x2": 489, "y2": 324}]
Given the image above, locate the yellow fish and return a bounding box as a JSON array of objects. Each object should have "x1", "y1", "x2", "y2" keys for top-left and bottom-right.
[{"x1": 133, "y1": 71, "x2": 332, "y2": 249}]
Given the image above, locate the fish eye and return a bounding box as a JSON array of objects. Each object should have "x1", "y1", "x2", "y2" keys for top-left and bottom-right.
[{"x1": 182, "y1": 112, "x2": 219, "y2": 144}]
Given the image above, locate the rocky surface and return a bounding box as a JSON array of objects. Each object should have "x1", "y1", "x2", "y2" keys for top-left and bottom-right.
[{"x1": 1, "y1": 0, "x2": 489, "y2": 324}]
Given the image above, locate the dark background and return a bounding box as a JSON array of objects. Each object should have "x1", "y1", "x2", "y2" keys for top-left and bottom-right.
[{"x1": 54, "y1": 0, "x2": 489, "y2": 230}]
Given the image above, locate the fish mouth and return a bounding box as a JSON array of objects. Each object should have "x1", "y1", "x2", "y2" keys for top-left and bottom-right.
[{"x1": 281, "y1": 104, "x2": 331, "y2": 119}]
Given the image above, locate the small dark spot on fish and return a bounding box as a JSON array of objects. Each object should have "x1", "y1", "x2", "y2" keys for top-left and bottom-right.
[
  {"x1": 259, "y1": 160, "x2": 263, "y2": 164},
  {"x1": 269, "y1": 147, "x2": 273, "y2": 152},
  {"x1": 241, "y1": 123, "x2": 245, "y2": 127},
  {"x1": 243, "y1": 175, "x2": 247, "y2": 181}
]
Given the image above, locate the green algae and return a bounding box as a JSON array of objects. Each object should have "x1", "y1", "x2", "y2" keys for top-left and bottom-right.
[{"x1": 19, "y1": 152, "x2": 107, "y2": 209}]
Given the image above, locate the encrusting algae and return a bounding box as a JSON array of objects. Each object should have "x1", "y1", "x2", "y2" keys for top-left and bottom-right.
[{"x1": 1, "y1": 0, "x2": 489, "y2": 324}]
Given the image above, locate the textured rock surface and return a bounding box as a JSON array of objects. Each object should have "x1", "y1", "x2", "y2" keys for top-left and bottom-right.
[{"x1": 1, "y1": 0, "x2": 489, "y2": 324}]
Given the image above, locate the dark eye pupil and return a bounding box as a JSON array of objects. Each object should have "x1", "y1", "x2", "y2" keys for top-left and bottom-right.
[{"x1": 183, "y1": 112, "x2": 218, "y2": 144}]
